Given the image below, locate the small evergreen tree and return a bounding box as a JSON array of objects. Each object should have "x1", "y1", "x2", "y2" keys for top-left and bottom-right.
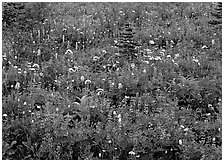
[
  {"x1": 208, "y1": 2, "x2": 222, "y2": 26},
  {"x1": 115, "y1": 22, "x2": 139, "y2": 62}
]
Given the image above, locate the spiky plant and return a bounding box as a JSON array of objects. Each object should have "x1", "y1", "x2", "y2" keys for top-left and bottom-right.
[{"x1": 115, "y1": 22, "x2": 139, "y2": 62}]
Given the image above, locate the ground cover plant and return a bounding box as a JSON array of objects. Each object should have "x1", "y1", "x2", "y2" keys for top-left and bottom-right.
[{"x1": 2, "y1": 2, "x2": 222, "y2": 160}]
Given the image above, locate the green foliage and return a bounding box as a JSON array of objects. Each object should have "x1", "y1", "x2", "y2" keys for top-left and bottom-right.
[{"x1": 2, "y1": 2, "x2": 222, "y2": 160}]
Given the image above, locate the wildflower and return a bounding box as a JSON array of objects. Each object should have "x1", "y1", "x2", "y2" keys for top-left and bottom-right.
[
  {"x1": 65, "y1": 49, "x2": 73, "y2": 55},
  {"x1": 32, "y1": 64, "x2": 40, "y2": 68},
  {"x1": 131, "y1": 63, "x2": 135, "y2": 68},
  {"x1": 154, "y1": 56, "x2": 161, "y2": 61},
  {"x1": 37, "y1": 49, "x2": 41, "y2": 56},
  {"x1": 39, "y1": 72, "x2": 43, "y2": 76},
  {"x1": 85, "y1": 79, "x2": 91, "y2": 85},
  {"x1": 166, "y1": 55, "x2": 171, "y2": 58},
  {"x1": 102, "y1": 50, "x2": 107, "y2": 53},
  {"x1": 96, "y1": 88, "x2": 104, "y2": 96},
  {"x1": 113, "y1": 111, "x2": 117, "y2": 115},
  {"x1": 202, "y1": 45, "x2": 208, "y2": 49},
  {"x1": 93, "y1": 56, "x2": 99, "y2": 61},
  {"x1": 15, "y1": 82, "x2": 20, "y2": 90},
  {"x1": 80, "y1": 76, "x2": 85, "y2": 82},
  {"x1": 149, "y1": 40, "x2": 155, "y2": 45},
  {"x1": 143, "y1": 60, "x2": 149, "y2": 64},
  {"x1": 183, "y1": 128, "x2": 189, "y2": 132},
  {"x1": 3, "y1": 114, "x2": 7, "y2": 117},
  {"x1": 108, "y1": 140, "x2": 112, "y2": 143},
  {"x1": 212, "y1": 137, "x2": 216, "y2": 141},
  {"x1": 30, "y1": 68, "x2": 36, "y2": 71},
  {"x1": 36, "y1": 105, "x2": 41, "y2": 110},
  {"x1": 22, "y1": 111, "x2": 25, "y2": 114},
  {"x1": 118, "y1": 83, "x2": 123, "y2": 89},
  {"x1": 31, "y1": 120, "x2": 34, "y2": 123},
  {"x1": 118, "y1": 114, "x2": 122, "y2": 123},
  {"x1": 143, "y1": 69, "x2": 147, "y2": 73},
  {"x1": 73, "y1": 66, "x2": 79, "y2": 72},
  {"x1": 180, "y1": 125, "x2": 185, "y2": 129},
  {"x1": 56, "y1": 108, "x2": 59, "y2": 112},
  {"x1": 14, "y1": 66, "x2": 18, "y2": 69},
  {"x1": 24, "y1": 101, "x2": 27, "y2": 105},
  {"x1": 174, "y1": 53, "x2": 180, "y2": 59},
  {"x1": 129, "y1": 151, "x2": 136, "y2": 155},
  {"x1": 212, "y1": 39, "x2": 215, "y2": 46},
  {"x1": 68, "y1": 68, "x2": 75, "y2": 73}
]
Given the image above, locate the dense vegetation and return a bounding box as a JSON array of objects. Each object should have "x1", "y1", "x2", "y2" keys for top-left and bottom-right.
[{"x1": 2, "y1": 2, "x2": 222, "y2": 160}]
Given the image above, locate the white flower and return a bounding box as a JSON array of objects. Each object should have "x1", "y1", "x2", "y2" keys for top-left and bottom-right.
[
  {"x1": 131, "y1": 63, "x2": 135, "y2": 68},
  {"x1": 174, "y1": 53, "x2": 180, "y2": 59},
  {"x1": 129, "y1": 151, "x2": 136, "y2": 155},
  {"x1": 108, "y1": 140, "x2": 112, "y2": 143},
  {"x1": 36, "y1": 105, "x2": 41, "y2": 109},
  {"x1": 180, "y1": 125, "x2": 185, "y2": 129},
  {"x1": 96, "y1": 88, "x2": 104, "y2": 96},
  {"x1": 24, "y1": 101, "x2": 27, "y2": 105},
  {"x1": 118, "y1": 83, "x2": 123, "y2": 89},
  {"x1": 56, "y1": 108, "x2": 59, "y2": 111},
  {"x1": 37, "y1": 49, "x2": 41, "y2": 56},
  {"x1": 65, "y1": 49, "x2": 73, "y2": 55},
  {"x1": 3, "y1": 114, "x2": 7, "y2": 117},
  {"x1": 30, "y1": 68, "x2": 36, "y2": 71},
  {"x1": 212, "y1": 137, "x2": 216, "y2": 141},
  {"x1": 93, "y1": 56, "x2": 99, "y2": 61},
  {"x1": 155, "y1": 56, "x2": 161, "y2": 61},
  {"x1": 32, "y1": 64, "x2": 40, "y2": 68},
  {"x1": 22, "y1": 111, "x2": 25, "y2": 114},
  {"x1": 80, "y1": 76, "x2": 85, "y2": 82},
  {"x1": 179, "y1": 139, "x2": 182, "y2": 145},
  {"x1": 31, "y1": 120, "x2": 34, "y2": 123},
  {"x1": 39, "y1": 72, "x2": 43, "y2": 76},
  {"x1": 143, "y1": 69, "x2": 147, "y2": 73},
  {"x1": 183, "y1": 128, "x2": 189, "y2": 132},
  {"x1": 102, "y1": 50, "x2": 107, "y2": 53},
  {"x1": 192, "y1": 57, "x2": 199, "y2": 63},
  {"x1": 14, "y1": 66, "x2": 18, "y2": 69},
  {"x1": 202, "y1": 45, "x2": 208, "y2": 49},
  {"x1": 118, "y1": 114, "x2": 122, "y2": 123},
  {"x1": 85, "y1": 79, "x2": 91, "y2": 85},
  {"x1": 15, "y1": 82, "x2": 20, "y2": 90},
  {"x1": 113, "y1": 111, "x2": 117, "y2": 115},
  {"x1": 73, "y1": 66, "x2": 79, "y2": 72},
  {"x1": 68, "y1": 68, "x2": 75, "y2": 73},
  {"x1": 143, "y1": 60, "x2": 149, "y2": 64},
  {"x1": 166, "y1": 55, "x2": 171, "y2": 58},
  {"x1": 149, "y1": 40, "x2": 155, "y2": 45},
  {"x1": 212, "y1": 39, "x2": 215, "y2": 45}
]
